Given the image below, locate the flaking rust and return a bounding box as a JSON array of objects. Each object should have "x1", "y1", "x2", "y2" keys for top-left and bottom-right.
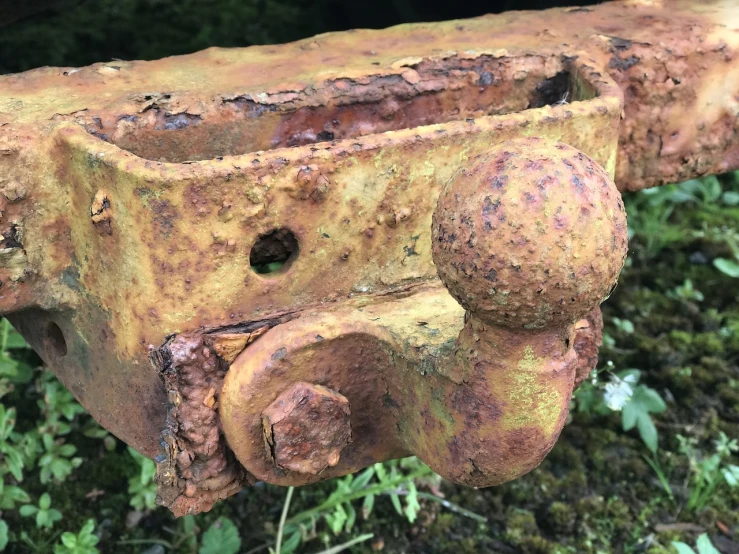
[
  {"x1": 262, "y1": 382, "x2": 352, "y2": 475},
  {"x1": 0, "y1": 0, "x2": 737, "y2": 515},
  {"x1": 89, "y1": 190, "x2": 113, "y2": 235},
  {"x1": 151, "y1": 333, "x2": 250, "y2": 516},
  {"x1": 150, "y1": 319, "x2": 294, "y2": 516}
]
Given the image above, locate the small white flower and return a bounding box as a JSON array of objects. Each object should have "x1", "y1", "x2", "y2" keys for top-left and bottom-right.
[
  {"x1": 622, "y1": 372, "x2": 639, "y2": 385},
  {"x1": 604, "y1": 377, "x2": 634, "y2": 411}
]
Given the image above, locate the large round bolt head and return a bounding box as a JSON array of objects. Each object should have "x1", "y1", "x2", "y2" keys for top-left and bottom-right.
[
  {"x1": 261, "y1": 382, "x2": 352, "y2": 475},
  {"x1": 432, "y1": 137, "x2": 628, "y2": 329}
]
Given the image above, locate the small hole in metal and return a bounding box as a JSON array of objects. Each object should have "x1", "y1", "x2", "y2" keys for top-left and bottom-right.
[
  {"x1": 250, "y1": 229, "x2": 299, "y2": 275},
  {"x1": 45, "y1": 322, "x2": 67, "y2": 358}
]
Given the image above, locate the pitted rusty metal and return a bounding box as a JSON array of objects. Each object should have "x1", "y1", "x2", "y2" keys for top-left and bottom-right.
[
  {"x1": 426, "y1": 137, "x2": 626, "y2": 485},
  {"x1": 573, "y1": 308, "x2": 604, "y2": 388},
  {"x1": 221, "y1": 138, "x2": 626, "y2": 490},
  {"x1": 220, "y1": 287, "x2": 461, "y2": 486},
  {"x1": 262, "y1": 382, "x2": 352, "y2": 475},
  {"x1": 150, "y1": 333, "x2": 251, "y2": 516},
  {"x1": 2, "y1": 56, "x2": 623, "y2": 462},
  {"x1": 432, "y1": 138, "x2": 627, "y2": 330},
  {"x1": 150, "y1": 321, "x2": 284, "y2": 515},
  {"x1": 2, "y1": 1, "x2": 738, "y2": 188},
  {"x1": 0, "y1": 0, "x2": 737, "y2": 515},
  {"x1": 221, "y1": 293, "x2": 612, "y2": 489}
]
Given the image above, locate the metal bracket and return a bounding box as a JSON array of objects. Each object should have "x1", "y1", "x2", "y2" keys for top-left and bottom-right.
[{"x1": 0, "y1": 0, "x2": 737, "y2": 515}]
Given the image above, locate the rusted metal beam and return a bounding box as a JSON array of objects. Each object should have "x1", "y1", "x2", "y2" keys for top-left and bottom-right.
[
  {"x1": 3, "y1": 1, "x2": 739, "y2": 188},
  {"x1": 0, "y1": 0, "x2": 736, "y2": 515}
]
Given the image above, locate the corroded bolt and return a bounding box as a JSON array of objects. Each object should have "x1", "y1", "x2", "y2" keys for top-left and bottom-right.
[{"x1": 261, "y1": 382, "x2": 351, "y2": 475}]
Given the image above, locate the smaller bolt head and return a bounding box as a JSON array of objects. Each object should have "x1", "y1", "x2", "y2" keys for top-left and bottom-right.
[{"x1": 262, "y1": 382, "x2": 351, "y2": 475}]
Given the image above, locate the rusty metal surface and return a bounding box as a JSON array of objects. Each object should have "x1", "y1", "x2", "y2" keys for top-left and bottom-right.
[
  {"x1": 151, "y1": 333, "x2": 252, "y2": 516},
  {"x1": 2, "y1": 1, "x2": 739, "y2": 187},
  {"x1": 220, "y1": 288, "x2": 610, "y2": 491},
  {"x1": 573, "y1": 308, "x2": 604, "y2": 388},
  {"x1": 0, "y1": 57, "x2": 621, "y2": 460},
  {"x1": 220, "y1": 136, "x2": 626, "y2": 491},
  {"x1": 426, "y1": 137, "x2": 626, "y2": 485},
  {"x1": 262, "y1": 382, "x2": 352, "y2": 475},
  {"x1": 0, "y1": 0, "x2": 737, "y2": 515},
  {"x1": 432, "y1": 138, "x2": 627, "y2": 330}
]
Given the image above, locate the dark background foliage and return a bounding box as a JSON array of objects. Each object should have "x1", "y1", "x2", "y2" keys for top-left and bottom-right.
[{"x1": 0, "y1": 0, "x2": 594, "y2": 74}]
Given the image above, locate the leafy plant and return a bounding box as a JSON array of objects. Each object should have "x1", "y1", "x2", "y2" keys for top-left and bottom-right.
[
  {"x1": 611, "y1": 317, "x2": 635, "y2": 334},
  {"x1": 54, "y1": 519, "x2": 100, "y2": 554},
  {"x1": 0, "y1": 405, "x2": 33, "y2": 538},
  {"x1": 0, "y1": 478, "x2": 30, "y2": 510},
  {"x1": 672, "y1": 533, "x2": 721, "y2": 554},
  {"x1": 270, "y1": 458, "x2": 483, "y2": 554},
  {"x1": 714, "y1": 256, "x2": 739, "y2": 278},
  {"x1": 601, "y1": 369, "x2": 671, "y2": 497},
  {"x1": 0, "y1": 323, "x2": 36, "y2": 552},
  {"x1": 667, "y1": 279, "x2": 704, "y2": 302},
  {"x1": 19, "y1": 492, "x2": 62, "y2": 530},
  {"x1": 199, "y1": 517, "x2": 241, "y2": 554},
  {"x1": 315, "y1": 534, "x2": 374, "y2": 554},
  {"x1": 723, "y1": 464, "x2": 739, "y2": 487},
  {"x1": 666, "y1": 176, "x2": 723, "y2": 205},
  {"x1": 571, "y1": 363, "x2": 614, "y2": 416},
  {"x1": 573, "y1": 366, "x2": 667, "y2": 454},
  {"x1": 127, "y1": 447, "x2": 157, "y2": 511},
  {"x1": 572, "y1": 365, "x2": 671, "y2": 503},
  {"x1": 36, "y1": 373, "x2": 86, "y2": 437},
  {"x1": 678, "y1": 432, "x2": 739, "y2": 513},
  {"x1": 620, "y1": 370, "x2": 667, "y2": 454},
  {"x1": 626, "y1": 172, "x2": 739, "y2": 259},
  {"x1": 0, "y1": 520, "x2": 8, "y2": 552},
  {"x1": 626, "y1": 184, "x2": 691, "y2": 257},
  {"x1": 272, "y1": 460, "x2": 432, "y2": 554},
  {"x1": 116, "y1": 514, "x2": 200, "y2": 552},
  {"x1": 0, "y1": 319, "x2": 33, "y2": 398},
  {"x1": 712, "y1": 225, "x2": 739, "y2": 278},
  {"x1": 81, "y1": 420, "x2": 117, "y2": 452},
  {"x1": 0, "y1": 405, "x2": 26, "y2": 482},
  {"x1": 177, "y1": 515, "x2": 199, "y2": 553},
  {"x1": 38, "y1": 432, "x2": 82, "y2": 484}
]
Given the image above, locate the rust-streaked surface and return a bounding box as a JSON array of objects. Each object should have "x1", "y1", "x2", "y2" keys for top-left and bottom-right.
[
  {"x1": 262, "y1": 382, "x2": 352, "y2": 475},
  {"x1": 0, "y1": 57, "x2": 621, "y2": 460},
  {"x1": 0, "y1": 0, "x2": 737, "y2": 515},
  {"x1": 2, "y1": 1, "x2": 739, "y2": 187},
  {"x1": 151, "y1": 332, "x2": 253, "y2": 516},
  {"x1": 222, "y1": 137, "x2": 626, "y2": 489}
]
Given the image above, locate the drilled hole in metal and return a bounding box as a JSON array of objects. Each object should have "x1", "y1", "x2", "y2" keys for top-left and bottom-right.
[
  {"x1": 45, "y1": 322, "x2": 67, "y2": 358},
  {"x1": 250, "y1": 229, "x2": 299, "y2": 275}
]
